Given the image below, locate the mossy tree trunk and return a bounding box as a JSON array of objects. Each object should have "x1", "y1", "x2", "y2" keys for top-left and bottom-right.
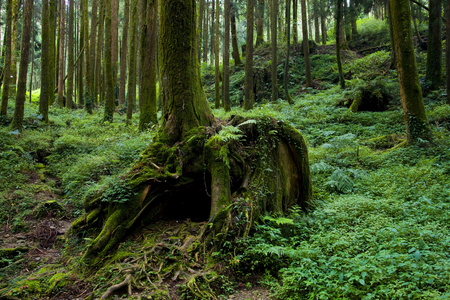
[
  {"x1": 11, "y1": 0, "x2": 33, "y2": 131},
  {"x1": 336, "y1": 0, "x2": 345, "y2": 89},
  {"x1": 390, "y1": 0, "x2": 431, "y2": 143},
  {"x1": 426, "y1": 0, "x2": 442, "y2": 91},
  {"x1": 127, "y1": 0, "x2": 138, "y2": 124},
  {"x1": 0, "y1": 0, "x2": 12, "y2": 117},
  {"x1": 271, "y1": 0, "x2": 278, "y2": 102},
  {"x1": 39, "y1": 0, "x2": 50, "y2": 122},
  {"x1": 139, "y1": 0, "x2": 158, "y2": 130},
  {"x1": 244, "y1": 0, "x2": 255, "y2": 110},
  {"x1": 72, "y1": 0, "x2": 311, "y2": 265},
  {"x1": 103, "y1": 0, "x2": 115, "y2": 122},
  {"x1": 256, "y1": 0, "x2": 265, "y2": 47},
  {"x1": 231, "y1": 4, "x2": 242, "y2": 66},
  {"x1": 446, "y1": 0, "x2": 450, "y2": 105}
]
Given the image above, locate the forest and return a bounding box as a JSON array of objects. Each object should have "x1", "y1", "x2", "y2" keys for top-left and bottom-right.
[{"x1": 0, "y1": 0, "x2": 449, "y2": 298}]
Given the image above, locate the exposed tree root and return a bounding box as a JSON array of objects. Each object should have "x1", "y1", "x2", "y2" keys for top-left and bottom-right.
[{"x1": 100, "y1": 274, "x2": 132, "y2": 299}]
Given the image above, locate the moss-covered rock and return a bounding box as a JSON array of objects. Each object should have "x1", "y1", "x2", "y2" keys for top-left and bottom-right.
[{"x1": 349, "y1": 81, "x2": 391, "y2": 112}]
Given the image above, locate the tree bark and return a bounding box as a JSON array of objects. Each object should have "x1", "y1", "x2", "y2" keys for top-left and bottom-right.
[
  {"x1": 77, "y1": 0, "x2": 84, "y2": 106},
  {"x1": 11, "y1": 0, "x2": 33, "y2": 130},
  {"x1": 67, "y1": 0, "x2": 74, "y2": 109},
  {"x1": 139, "y1": 0, "x2": 158, "y2": 130},
  {"x1": 447, "y1": 1, "x2": 450, "y2": 105},
  {"x1": 127, "y1": 0, "x2": 138, "y2": 124},
  {"x1": 293, "y1": 0, "x2": 298, "y2": 45},
  {"x1": 198, "y1": 0, "x2": 205, "y2": 62},
  {"x1": 256, "y1": 0, "x2": 265, "y2": 47},
  {"x1": 49, "y1": 0, "x2": 56, "y2": 105},
  {"x1": 89, "y1": 0, "x2": 98, "y2": 105},
  {"x1": 390, "y1": 0, "x2": 430, "y2": 143},
  {"x1": 231, "y1": 4, "x2": 242, "y2": 66},
  {"x1": 119, "y1": 0, "x2": 129, "y2": 106},
  {"x1": 112, "y1": 0, "x2": 119, "y2": 98},
  {"x1": 0, "y1": 0, "x2": 12, "y2": 116},
  {"x1": 9, "y1": 0, "x2": 19, "y2": 99},
  {"x1": 95, "y1": 0, "x2": 105, "y2": 106},
  {"x1": 284, "y1": 0, "x2": 293, "y2": 104},
  {"x1": 321, "y1": 10, "x2": 327, "y2": 45},
  {"x1": 426, "y1": 0, "x2": 442, "y2": 90},
  {"x1": 244, "y1": 0, "x2": 255, "y2": 110},
  {"x1": 214, "y1": 0, "x2": 221, "y2": 109},
  {"x1": 83, "y1": 0, "x2": 92, "y2": 113},
  {"x1": 103, "y1": 0, "x2": 115, "y2": 122},
  {"x1": 56, "y1": 0, "x2": 65, "y2": 107},
  {"x1": 336, "y1": 0, "x2": 345, "y2": 89},
  {"x1": 223, "y1": 0, "x2": 231, "y2": 111},
  {"x1": 39, "y1": 0, "x2": 50, "y2": 122},
  {"x1": 302, "y1": 0, "x2": 312, "y2": 88},
  {"x1": 271, "y1": 0, "x2": 278, "y2": 101},
  {"x1": 313, "y1": 0, "x2": 320, "y2": 43}
]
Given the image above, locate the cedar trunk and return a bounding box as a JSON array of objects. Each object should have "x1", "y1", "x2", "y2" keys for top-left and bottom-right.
[
  {"x1": 0, "y1": 0, "x2": 12, "y2": 116},
  {"x1": 426, "y1": 0, "x2": 442, "y2": 90},
  {"x1": 244, "y1": 0, "x2": 255, "y2": 110}
]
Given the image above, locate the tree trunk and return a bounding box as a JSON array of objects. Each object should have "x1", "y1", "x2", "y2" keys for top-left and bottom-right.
[
  {"x1": 67, "y1": 0, "x2": 74, "y2": 109},
  {"x1": 321, "y1": 10, "x2": 327, "y2": 45},
  {"x1": 390, "y1": 0, "x2": 430, "y2": 143},
  {"x1": 89, "y1": 0, "x2": 98, "y2": 105},
  {"x1": 388, "y1": 0, "x2": 396, "y2": 69},
  {"x1": 293, "y1": 0, "x2": 298, "y2": 45},
  {"x1": 284, "y1": 0, "x2": 293, "y2": 104},
  {"x1": 49, "y1": 0, "x2": 56, "y2": 105},
  {"x1": 426, "y1": 0, "x2": 442, "y2": 90},
  {"x1": 139, "y1": 0, "x2": 158, "y2": 130},
  {"x1": 244, "y1": 0, "x2": 255, "y2": 110},
  {"x1": 447, "y1": 1, "x2": 450, "y2": 105},
  {"x1": 214, "y1": 0, "x2": 221, "y2": 109},
  {"x1": 302, "y1": 0, "x2": 312, "y2": 88},
  {"x1": 9, "y1": 0, "x2": 19, "y2": 99},
  {"x1": 336, "y1": 0, "x2": 345, "y2": 89},
  {"x1": 112, "y1": 0, "x2": 119, "y2": 99},
  {"x1": 77, "y1": 0, "x2": 84, "y2": 107},
  {"x1": 11, "y1": 0, "x2": 33, "y2": 130},
  {"x1": 56, "y1": 0, "x2": 65, "y2": 106},
  {"x1": 72, "y1": 0, "x2": 311, "y2": 265},
  {"x1": 83, "y1": 0, "x2": 92, "y2": 113},
  {"x1": 231, "y1": 4, "x2": 242, "y2": 66},
  {"x1": 271, "y1": 0, "x2": 278, "y2": 101},
  {"x1": 210, "y1": 0, "x2": 215, "y2": 65},
  {"x1": 223, "y1": 0, "x2": 231, "y2": 111},
  {"x1": 349, "y1": 0, "x2": 357, "y2": 37},
  {"x1": 198, "y1": 0, "x2": 205, "y2": 62},
  {"x1": 256, "y1": 0, "x2": 265, "y2": 47},
  {"x1": 307, "y1": 0, "x2": 312, "y2": 40},
  {"x1": 29, "y1": 2, "x2": 35, "y2": 103},
  {"x1": 0, "y1": 0, "x2": 12, "y2": 116},
  {"x1": 95, "y1": 0, "x2": 105, "y2": 106},
  {"x1": 39, "y1": 0, "x2": 50, "y2": 122},
  {"x1": 103, "y1": 0, "x2": 115, "y2": 122},
  {"x1": 313, "y1": 0, "x2": 320, "y2": 43},
  {"x1": 119, "y1": 0, "x2": 129, "y2": 106},
  {"x1": 203, "y1": 0, "x2": 209, "y2": 63},
  {"x1": 411, "y1": 1, "x2": 423, "y2": 45},
  {"x1": 127, "y1": 0, "x2": 138, "y2": 124}
]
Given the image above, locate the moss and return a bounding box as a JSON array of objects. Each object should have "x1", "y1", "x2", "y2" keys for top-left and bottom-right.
[
  {"x1": 33, "y1": 200, "x2": 66, "y2": 218},
  {"x1": 48, "y1": 272, "x2": 72, "y2": 293}
]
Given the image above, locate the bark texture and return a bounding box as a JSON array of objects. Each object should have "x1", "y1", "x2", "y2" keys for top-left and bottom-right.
[
  {"x1": 302, "y1": 0, "x2": 312, "y2": 87},
  {"x1": 0, "y1": 0, "x2": 12, "y2": 116},
  {"x1": 425, "y1": 0, "x2": 442, "y2": 90},
  {"x1": 390, "y1": 0, "x2": 430, "y2": 143},
  {"x1": 244, "y1": 0, "x2": 255, "y2": 110}
]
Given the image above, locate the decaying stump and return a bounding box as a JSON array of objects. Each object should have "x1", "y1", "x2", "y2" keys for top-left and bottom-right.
[
  {"x1": 349, "y1": 81, "x2": 392, "y2": 112},
  {"x1": 70, "y1": 116, "x2": 311, "y2": 263}
]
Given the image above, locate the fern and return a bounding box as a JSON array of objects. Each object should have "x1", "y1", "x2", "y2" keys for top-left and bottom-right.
[
  {"x1": 212, "y1": 125, "x2": 243, "y2": 143},
  {"x1": 311, "y1": 162, "x2": 334, "y2": 174},
  {"x1": 325, "y1": 169, "x2": 354, "y2": 193}
]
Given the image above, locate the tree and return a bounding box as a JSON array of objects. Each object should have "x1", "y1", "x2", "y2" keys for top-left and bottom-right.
[
  {"x1": 390, "y1": 0, "x2": 430, "y2": 143},
  {"x1": 49, "y1": 0, "x2": 56, "y2": 105},
  {"x1": 255, "y1": 0, "x2": 265, "y2": 47},
  {"x1": 39, "y1": 0, "x2": 50, "y2": 122},
  {"x1": 83, "y1": 0, "x2": 93, "y2": 114},
  {"x1": 214, "y1": 0, "x2": 221, "y2": 109},
  {"x1": 66, "y1": 0, "x2": 75, "y2": 109},
  {"x1": 271, "y1": 0, "x2": 278, "y2": 101},
  {"x1": 425, "y1": 0, "x2": 442, "y2": 90},
  {"x1": 11, "y1": 0, "x2": 33, "y2": 130},
  {"x1": 139, "y1": 0, "x2": 158, "y2": 130},
  {"x1": 95, "y1": 0, "x2": 105, "y2": 106},
  {"x1": 119, "y1": 0, "x2": 129, "y2": 106},
  {"x1": 0, "y1": 0, "x2": 13, "y2": 116},
  {"x1": 301, "y1": 0, "x2": 312, "y2": 88},
  {"x1": 293, "y1": 0, "x2": 298, "y2": 45},
  {"x1": 56, "y1": 0, "x2": 65, "y2": 106},
  {"x1": 231, "y1": 2, "x2": 242, "y2": 66},
  {"x1": 89, "y1": 0, "x2": 98, "y2": 105},
  {"x1": 244, "y1": 0, "x2": 255, "y2": 110},
  {"x1": 103, "y1": 0, "x2": 115, "y2": 122},
  {"x1": 336, "y1": 0, "x2": 345, "y2": 89},
  {"x1": 127, "y1": 0, "x2": 139, "y2": 124},
  {"x1": 284, "y1": 0, "x2": 293, "y2": 104},
  {"x1": 223, "y1": 0, "x2": 231, "y2": 111},
  {"x1": 446, "y1": 0, "x2": 450, "y2": 105},
  {"x1": 72, "y1": 0, "x2": 311, "y2": 263}
]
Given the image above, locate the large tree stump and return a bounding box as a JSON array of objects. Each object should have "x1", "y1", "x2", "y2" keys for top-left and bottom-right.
[{"x1": 70, "y1": 116, "x2": 311, "y2": 263}]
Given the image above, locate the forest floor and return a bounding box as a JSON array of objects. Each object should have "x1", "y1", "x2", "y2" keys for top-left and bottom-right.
[{"x1": 1, "y1": 38, "x2": 449, "y2": 299}]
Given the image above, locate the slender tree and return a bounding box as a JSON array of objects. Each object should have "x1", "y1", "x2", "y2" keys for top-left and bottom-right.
[
  {"x1": 255, "y1": 0, "x2": 264, "y2": 47},
  {"x1": 95, "y1": 0, "x2": 105, "y2": 106},
  {"x1": 77, "y1": 0, "x2": 84, "y2": 106},
  {"x1": 9, "y1": 0, "x2": 19, "y2": 98},
  {"x1": 127, "y1": 0, "x2": 138, "y2": 124},
  {"x1": 231, "y1": 3, "x2": 242, "y2": 66},
  {"x1": 446, "y1": 0, "x2": 450, "y2": 105},
  {"x1": 336, "y1": 0, "x2": 345, "y2": 89},
  {"x1": 301, "y1": 0, "x2": 312, "y2": 88},
  {"x1": 244, "y1": 0, "x2": 255, "y2": 110},
  {"x1": 426, "y1": 0, "x2": 442, "y2": 90},
  {"x1": 390, "y1": 0, "x2": 430, "y2": 143},
  {"x1": 49, "y1": 0, "x2": 56, "y2": 104},
  {"x1": 271, "y1": 0, "x2": 278, "y2": 101},
  {"x1": 104, "y1": 0, "x2": 115, "y2": 122},
  {"x1": 29, "y1": 2, "x2": 35, "y2": 103},
  {"x1": 139, "y1": 0, "x2": 158, "y2": 130},
  {"x1": 214, "y1": 0, "x2": 220, "y2": 109},
  {"x1": 56, "y1": 0, "x2": 65, "y2": 106},
  {"x1": 320, "y1": 2, "x2": 327, "y2": 45},
  {"x1": 119, "y1": 0, "x2": 130, "y2": 106},
  {"x1": 198, "y1": 0, "x2": 205, "y2": 62},
  {"x1": 11, "y1": 0, "x2": 33, "y2": 130},
  {"x1": 313, "y1": 0, "x2": 320, "y2": 43},
  {"x1": 223, "y1": 0, "x2": 231, "y2": 111},
  {"x1": 67, "y1": 0, "x2": 75, "y2": 109},
  {"x1": 203, "y1": 0, "x2": 209, "y2": 63},
  {"x1": 210, "y1": 0, "x2": 215, "y2": 65},
  {"x1": 0, "y1": 0, "x2": 12, "y2": 116},
  {"x1": 83, "y1": 0, "x2": 92, "y2": 113},
  {"x1": 293, "y1": 0, "x2": 298, "y2": 45},
  {"x1": 89, "y1": 0, "x2": 98, "y2": 104},
  {"x1": 112, "y1": 0, "x2": 119, "y2": 98},
  {"x1": 284, "y1": 0, "x2": 293, "y2": 104}
]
